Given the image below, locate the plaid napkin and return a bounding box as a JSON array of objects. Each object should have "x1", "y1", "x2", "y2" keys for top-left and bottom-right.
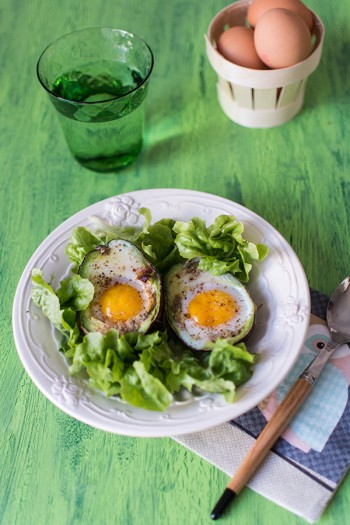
[{"x1": 173, "y1": 289, "x2": 350, "y2": 522}]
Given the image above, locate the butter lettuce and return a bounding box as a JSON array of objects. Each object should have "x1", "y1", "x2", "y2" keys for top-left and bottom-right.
[
  {"x1": 68, "y1": 328, "x2": 255, "y2": 410},
  {"x1": 173, "y1": 215, "x2": 269, "y2": 282},
  {"x1": 134, "y1": 208, "x2": 183, "y2": 272},
  {"x1": 65, "y1": 221, "x2": 140, "y2": 271},
  {"x1": 65, "y1": 226, "x2": 102, "y2": 270},
  {"x1": 64, "y1": 209, "x2": 267, "y2": 281},
  {"x1": 31, "y1": 269, "x2": 93, "y2": 354},
  {"x1": 121, "y1": 362, "x2": 173, "y2": 411},
  {"x1": 56, "y1": 273, "x2": 95, "y2": 311},
  {"x1": 65, "y1": 208, "x2": 182, "y2": 274}
]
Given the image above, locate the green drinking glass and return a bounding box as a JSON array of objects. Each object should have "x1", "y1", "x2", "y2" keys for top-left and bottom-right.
[{"x1": 37, "y1": 28, "x2": 154, "y2": 172}]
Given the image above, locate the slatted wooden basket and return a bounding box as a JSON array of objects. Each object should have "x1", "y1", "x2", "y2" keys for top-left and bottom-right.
[{"x1": 205, "y1": 0, "x2": 325, "y2": 128}]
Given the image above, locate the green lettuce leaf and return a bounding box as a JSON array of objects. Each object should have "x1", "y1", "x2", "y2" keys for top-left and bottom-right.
[
  {"x1": 120, "y1": 362, "x2": 173, "y2": 411},
  {"x1": 207, "y1": 339, "x2": 255, "y2": 387},
  {"x1": 173, "y1": 215, "x2": 268, "y2": 281},
  {"x1": 65, "y1": 227, "x2": 102, "y2": 270},
  {"x1": 88, "y1": 215, "x2": 139, "y2": 244},
  {"x1": 56, "y1": 273, "x2": 94, "y2": 311},
  {"x1": 64, "y1": 209, "x2": 268, "y2": 281},
  {"x1": 68, "y1": 328, "x2": 174, "y2": 410},
  {"x1": 165, "y1": 339, "x2": 255, "y2": 402},
  {"x1": 65, "y1": 209, "x2": 181, "y2": 274},
  {"x1": 133, "y1": 208, "x2": 183, "y2": 273},
  {"x1": 31, "y1": 269, "x2": 83, "y2": 353},
  {"x1": 70, "y1": 331, "x2": 125, "y2": 396},
  {"x1": 31, "y1": 269, "x2": 68, "y2": 333},
  {"x1": 68, "y1": 324, "x2": 256, "y2": 410}
]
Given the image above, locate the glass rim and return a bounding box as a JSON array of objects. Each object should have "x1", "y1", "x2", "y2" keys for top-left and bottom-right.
[{"x1": 36, "y1": 27, "x2": 154, "y2": 106}]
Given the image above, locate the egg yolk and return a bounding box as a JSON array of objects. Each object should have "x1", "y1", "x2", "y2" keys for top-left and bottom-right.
[
  {"x1": 188, "y1": 289, "x2": 238, "y2": 327},
  {"x1": 100, "y1": 283, "x2": 143, "y2": 323}
]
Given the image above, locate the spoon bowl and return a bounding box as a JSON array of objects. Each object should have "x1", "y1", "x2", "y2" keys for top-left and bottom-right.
[{"x1": 327, "y1": 276, "x2": 350, "y2": 344}]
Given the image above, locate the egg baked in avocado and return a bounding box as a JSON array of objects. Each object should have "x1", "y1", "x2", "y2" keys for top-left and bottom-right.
[
  {"x1": 164, "y1": 259, "x2": 255, "y2": 351},
  {"x1": 78, "y1": 239, "x2": 161, "y2": 335}
]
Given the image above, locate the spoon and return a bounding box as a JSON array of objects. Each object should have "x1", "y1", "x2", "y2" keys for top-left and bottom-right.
[{"x1": 211, "y1": 275, "x2": 350, "y2": 520}]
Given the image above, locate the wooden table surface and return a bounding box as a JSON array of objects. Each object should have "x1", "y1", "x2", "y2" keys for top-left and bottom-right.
[{"x1": 2, "y1": 0, "x2": 350, "y2": 524}]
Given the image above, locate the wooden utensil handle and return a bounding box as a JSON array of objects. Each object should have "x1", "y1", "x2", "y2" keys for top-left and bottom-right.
[{"x1": 227, "y1": 377, "x2": 313, "y2": 494}]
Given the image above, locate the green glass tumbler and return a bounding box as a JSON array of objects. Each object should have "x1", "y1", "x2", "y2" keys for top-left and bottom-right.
[{"x1": 37, "y1": 28, "x2": 154, "y2": 172}]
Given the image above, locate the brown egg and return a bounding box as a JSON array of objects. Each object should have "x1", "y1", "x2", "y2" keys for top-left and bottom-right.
[
  {"x1": 247, "y1": 0, "x2": 314, "y2": 31},
  {"x1": 217, "y1": 26, "x2": 267, "y2": 69},
  {"x1": 254, "y1": 8, "x2": 312, "y2": 68}
]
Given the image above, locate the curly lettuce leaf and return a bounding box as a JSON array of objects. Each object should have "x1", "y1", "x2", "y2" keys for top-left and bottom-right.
[
  {"x1": 65, "y1": 222, "x2": 140, "y2": 271},
  {"x1": 88, "y1": 215, "x2": 139, "y2": 243},
  {"x1": 133, "y1": 208, "x2": 183, "y2": 273},
  {"x1": 31, "y1": 269, "x2": 69, "y2": 333},
  {"x1": 56, "y1": 274, "x2": 94, "y2": 311},
  {"x1": 120, "y1": 362, "x2": 173, "y2": 411},
  {"x1": 65, "y1": 209, "x2": 181, "y2": 274},
  {"x1": 207, "y1": 339, "x2": 255, "y2": 388},
  {"x1": 31, "y1": 270, "x2": 93, "y2": 353},
  {"x1": 69, "y1": 329, "x2": 173, "y2": 409},
  {"x1": 65, "y1": 227, "x2": 102, "y2": 271},
  {"x1": 166, "y1": 340, "x2": 255, "y2": 403},
  {"x1": 67, "y1": 327, "x2": 255, "y2": 410},
  {"x1": 64, "y1": 209, "x2": 268, "y2": 281},
  {"x1": 173, "y1": 215, "x2": 268, "y2": 281}
]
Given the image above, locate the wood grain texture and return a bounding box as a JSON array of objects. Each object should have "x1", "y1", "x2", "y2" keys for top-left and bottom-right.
[
  {"x1": 1, "y1": 0, "x2": 350, "y2": 524},
  {"x1": 228, "y1": 378, "x2": 313, "y2": 494}
]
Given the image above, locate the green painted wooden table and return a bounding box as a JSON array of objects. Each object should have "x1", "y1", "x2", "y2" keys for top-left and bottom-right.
[{"x1": 2, "y1": 0, "x2": 350, "y2": 524}]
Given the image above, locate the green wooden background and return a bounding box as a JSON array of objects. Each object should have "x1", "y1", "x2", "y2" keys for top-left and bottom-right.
[{"x1": 2, "y1": 0, "x2": 350, "y2": 524}]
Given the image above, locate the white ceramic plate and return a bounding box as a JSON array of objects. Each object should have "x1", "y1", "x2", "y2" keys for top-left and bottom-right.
[{"x1": 12, "y1": 189, "x2": 310, "y2": 437}]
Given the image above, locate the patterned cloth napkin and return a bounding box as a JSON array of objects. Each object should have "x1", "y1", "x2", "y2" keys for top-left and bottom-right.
[{"x1": 173, "y1": 289, "x2": 350, "y2": 522}]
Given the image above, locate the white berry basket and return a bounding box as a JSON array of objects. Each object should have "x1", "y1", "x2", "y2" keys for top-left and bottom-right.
[{"x1": 205, "y1": 0, "x2": 325, "y2": 128}]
